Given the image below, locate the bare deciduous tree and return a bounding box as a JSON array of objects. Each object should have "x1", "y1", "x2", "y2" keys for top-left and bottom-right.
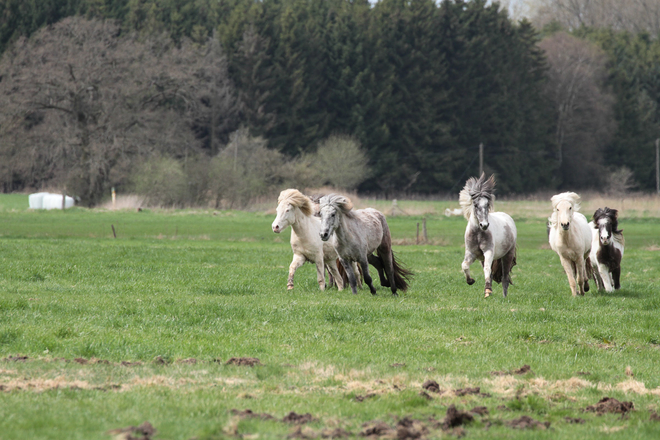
[
  {"x1": 0, "y1": 17, "x2": 238, "y2": 205},
  {"x1": 539, "y1": 32, "x2": 615, "y2": 187},
  {"x1": 533, "y1": 0, "x2": 660, "y2": 35}
]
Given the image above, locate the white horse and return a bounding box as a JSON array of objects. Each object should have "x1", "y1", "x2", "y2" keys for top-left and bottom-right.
[
  {"x1": 459, "y1": 174, "x2": 517, "y2": 298},
  {"x1": 589, "y1": 207, "x2": 624, "y2": 292},
  {"x1": 272, "y1": 189, "x2": 344, "y2": 291},
  {"x1": 548, "y1": 192, "x2": 593, "y2": 296},
  {"x1": 318, "y1": 194, "x2": 413, "y2": 296}
]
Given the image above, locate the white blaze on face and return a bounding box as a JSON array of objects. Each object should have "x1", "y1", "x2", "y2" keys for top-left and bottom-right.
[
  {"x1": 319, "y1": 205, "x2": 337, "y2": 241},
  {"x1": 598, "y1": 218, "x2": 611, "y2": 245}
]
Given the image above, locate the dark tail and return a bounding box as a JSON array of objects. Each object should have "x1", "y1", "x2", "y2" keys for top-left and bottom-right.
[
  {"x1": 390, "y1": 251, "x2": 414, "y2": 291},
  {"x1": 491, "y1": 247, "x2": 517, "y2": 284}
]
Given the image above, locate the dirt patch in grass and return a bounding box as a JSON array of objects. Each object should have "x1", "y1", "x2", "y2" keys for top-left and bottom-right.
[
  {"x1": 564, "y1": 417, "x2": 586, "y2": 424},
  {"x1": 355, "y1": 393, "x2": 376, "y2": 402},
  {"x1": 226, "y1": 357, "x2": 261, "y2": 367},
  {"x1": 421, "y1": 379, "x2": 443, "y2": 393},
  {"x1": 288, "y1": 426, "x2": 351, "y2": 439},
  {"x1": 230, "y1": 409, "x2": 275, "y2": 420},
  {"x1": 469, "y1": 406, "x2": 489, "y2": 416},
  {"x1": 153, "y1": 356, "x2": 169, "y2": 365},
  {"x1": 454, "y1": 387, "x2": 491, "y2": 397},
  {"x1": 506, "y1": 416, "x2": 550, "y2": 429},
  {"x1": 585, "y1": 397, "x2": 634, "y2": 415},
  {"x1": 107, "y1": 421, "x2": 156, "y2": 440},
  {"x1": 2, "y1": 355, "x2": 28, "y2": 362},
  {"x1": 0, "y1": 376, "x2": 91, "y2": 392},
  {"x1": 283, "y1": 412, "x2": 316, "y2": 424},
  {"x1": 177, "y1": 358, "x2": 198, "y2": 365},
  {"x1": 120, "y1": 361, "x2": 142, "y2": 367},
  {"x1": 442, "y1": 405, "x2": 474, "y2": 430}
]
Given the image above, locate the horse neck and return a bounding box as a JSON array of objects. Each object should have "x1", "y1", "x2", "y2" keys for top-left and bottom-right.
[
  {"x1": 467, "y1": 211, "x2": 481, "y2": 230},
  {"x1": 290, "y1": 208, "x2": 316, "y2": 239},
  {"x1": 333, "y1": 212, "x2": 353, "y2": 244}
]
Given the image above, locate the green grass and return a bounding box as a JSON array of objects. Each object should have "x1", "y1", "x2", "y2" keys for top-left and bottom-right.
[{"x1": 1, "y1": 196, "x2": 660, "y2": 439}]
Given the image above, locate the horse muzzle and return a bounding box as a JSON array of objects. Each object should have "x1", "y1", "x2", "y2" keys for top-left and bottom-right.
[
  {"x1": 319, "y1": 232, "x2": 330, "y2": 241},
  {"x1": 561, "y1": 223, "x2": 570, "y2": 231},
  {"x1": 272, "y1": 224, "x2": 281, "y2": 233},
  {"x1": 479, "y1": 223, "x2": 489, "y2": 231}
]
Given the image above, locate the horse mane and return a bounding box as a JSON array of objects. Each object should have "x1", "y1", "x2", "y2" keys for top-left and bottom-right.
[
  {"x1": 319, "y1": 193, "x2": 355, "y2": 218},
  {"x1": 278, "y1": 188, "x2": 313, "y2": 216},
  {"x1": 459, "y1": 173, "x2": 496, "y2": 220},
  {"x1": 593, "y1": 207, "x2": 624, "y2": 245},
  {"x1": 549, "y1": 192, "x2": 581, "y2": 227}
]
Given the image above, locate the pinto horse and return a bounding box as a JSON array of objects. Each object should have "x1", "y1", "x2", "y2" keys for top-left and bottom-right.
[
  {"x1": 589, "y1": 207, "x2": 624, "y2": 292},
  {"x1": 459, "y1": 174, "x2": 517, "y2": 298},
  {"x1": 318, "y1": 194, "x2": 412, "y2": 295},
  {"x1": 548, "y1": 192, "x2": 593, "y2": 296}
]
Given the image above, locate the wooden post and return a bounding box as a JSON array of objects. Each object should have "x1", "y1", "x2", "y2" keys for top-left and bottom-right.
[
  {"x1": 416, "y1": 223, "x2": 420, "y2": 244},
  {"x1": 61, "y1": 193, "x2": 66, "y2": 210},
  {"x1": 479, "y1": 143, "x2": 484, "y2": 176},
  {"x1": 656, "y1": 138, "x2": 659, "y2": 194},
  {"x1": 422, "y1": 217, "x2": 427, "y2": 243},
  {"x1": 111, "y1": 224, "x2": 117, "y2": 238},
  {"x1": 111, "y1": 187, "x2": 116, "y2": 209}
]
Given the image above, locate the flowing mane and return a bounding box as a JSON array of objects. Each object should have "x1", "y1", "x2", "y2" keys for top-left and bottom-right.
[
  {"x1": 278, "y1": 189, "x2": 313, "y2": 216},
  {"x1": 549, "y1": 192, "x2": 581, "y2": 228},
  {"x1": 319, "y1": 194, "x2": 355, "y2": 218},
  {"x1": 459, "y1": 173, "x2": 496, "y2": 220}
]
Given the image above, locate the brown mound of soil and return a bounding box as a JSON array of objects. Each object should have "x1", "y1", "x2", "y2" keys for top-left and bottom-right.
[
  {"x1": 506, "y1": 416, "x2": 550, "y2": 429},
  {"x1": 422, "y1": 379, "x2": 442, "y2": 393},
  {"x1": 230, "y1": 409, "x2": 275, "y2": 420},
  {"x1": 442, "y1": 405, "x2": 474, "y2": 430},
  {"x1": 469, "y1": 406, "x2": 489, "y2": 416},
  {"x1": 585, "y1": 397, "x2": 634, "y2": 415},
  {"x1": 178, "y1": 358, "x2": 197, "y2": 364},
  {"x1": 418, "y1": 391, "x2": 432, "y2": 400},
  {"x1": 288, "y1": 426, "x2": 318, "y2": 439},
  {"x1": 74, "y1": 357, "x2": 88, "y2": 365},
  {"x1": 226, "y1": 357, "x2": 261, "y2": 367},
  {"x1": 513, "y1": 365, "x2": 532, "y2": 375},
  {"x1": 283, "y1": 412, "x2": 315, "y2": 424},
  {"x1": 395, "y1": 417, "x2": 428, "y2": 439},
  {"x1": 2, "y1": 355, "x2": 28, "y2": 362},
  {"x1": 355, "y1": 393, "x2": 376, "y2": 402},
  {"x1": 107, "y1": 421, "x2": 156, "y2": 440},
  {"x1": 153, "y1": 356, "x2": 169, "y2": 365},
  {"x1": 454, "y1": 387, "x2": 491, "y2": 397},
  {"x1": 360, "y1": 421, "x2": 393, "y2": 436},
  {"x1": 564, "y1": 417, "x2": 585, "y2": 424}
]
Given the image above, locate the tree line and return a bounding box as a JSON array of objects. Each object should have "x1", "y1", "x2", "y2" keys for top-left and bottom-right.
[{"x1": 0, "y1": 0, "x2": 659, "y2": 206}]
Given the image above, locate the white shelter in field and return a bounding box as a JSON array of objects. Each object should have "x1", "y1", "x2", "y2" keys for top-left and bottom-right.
[{"x1": 29, "y1": 193, "x2": 75, "y2": 210}]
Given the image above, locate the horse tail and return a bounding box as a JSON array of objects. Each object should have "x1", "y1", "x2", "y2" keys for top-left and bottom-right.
[
  {"x1": 585, "y1": 255, "x2": 594, "y2": 279},
  {"x1": 491, "y1": 247, "x2": 517, "y2": 285},
  {"x1": 390, "y1": 251, "x2": 414, "y2": 291}
]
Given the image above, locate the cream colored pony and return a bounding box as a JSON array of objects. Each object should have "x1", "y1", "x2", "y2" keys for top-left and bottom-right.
[
  {"x1": 548, "y1": 192, "x2": 593, "y2": 296},
  {"x1": 272, "y1": 189, "x2": 344, "y2": 291}
]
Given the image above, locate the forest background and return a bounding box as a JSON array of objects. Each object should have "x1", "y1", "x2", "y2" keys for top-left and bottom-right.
[{"x1": 0, "y1": 0, "x2": 659, "y2": 207}]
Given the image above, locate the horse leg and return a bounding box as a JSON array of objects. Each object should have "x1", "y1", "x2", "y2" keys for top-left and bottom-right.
[
  {"x1": 287, "y1": 253, "x2": 306, "y2": 290},
  {"x1": 314, "y1": 256, "x2": 326, "y2": 291},
  {"x1": 462, "y1": 250, "x2": 477, "y2": 286},
  {"x1": 575, "y1": 258, "x2": 588, "y2": 295},
  {"x1": 353, "y1": 262, "x2": 364, "y2": 288},
  {"x1": 482, "y1": 250, "x2": 494, "y2": 298},
  {"x1": 358, "y1": 256, "x2": 377, "y2": 295},
  {"x1": 368, "y1": 254, "x2": 389, "y2": 287},
  {"x1": 501, "y1": 251, "x2": 514, "y2": 298},
  {"x1": 598, "y1": 263, "x2": 613, "y2": 292},
  {"x1": 328, "y1": 259, "x2": 344, "y2": 291},
  {"x1": 612, "y1": 266, "x2": 621, "y2": 290},
  {"x1": 560, "y1": 256, "x2": 578, "y2": 297},
  {"x1": 340, "y1": 258, "x2": 359, "y2": 295}
]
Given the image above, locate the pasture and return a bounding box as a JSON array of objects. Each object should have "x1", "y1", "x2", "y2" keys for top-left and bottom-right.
[{"x1": 1, "y1": 193, "x2": 660, "y2": 439}]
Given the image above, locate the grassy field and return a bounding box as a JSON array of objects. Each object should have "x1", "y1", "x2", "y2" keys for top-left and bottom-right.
[{"x1": 1, "y1": 193, "x2": 660, "y2": 439}]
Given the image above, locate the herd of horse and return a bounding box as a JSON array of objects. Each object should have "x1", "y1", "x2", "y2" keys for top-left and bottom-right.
[{"x1": 271, "y1": 174, "x2": 624, "y2": 298}]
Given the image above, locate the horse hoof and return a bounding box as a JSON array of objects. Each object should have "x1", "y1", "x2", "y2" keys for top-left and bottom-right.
[
  {"x1": 484, "y1": 289, "x2": 492, "y2": 298},
  {"x1": 467, "y1": 278, "x2": 475, "y2": 285}
]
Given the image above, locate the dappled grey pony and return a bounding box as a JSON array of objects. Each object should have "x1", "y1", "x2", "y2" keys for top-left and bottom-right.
[
  {"x1": 318, "y1": 194, "x2": 412, "y2": 295},
  {"x1": 460, "y1": 174, "x2": 517, "y2": 298}
]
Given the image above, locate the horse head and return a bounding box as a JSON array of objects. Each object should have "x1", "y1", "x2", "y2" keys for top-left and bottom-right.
[
  {"x1": 459, "y1": 173, "x2": 495, "y2": 231},
  {"x1": 319, "y1": 194, "x2": 352, "y2": 241},
  {"x1": 551, "y1": 192, "x2": 580, "y2": 231},
  {"x1": 593, "y1": 207, "x2": 620, "y2": 246},
  {"x1": 272, "y1": 189, "x2": 313, "y2": 233}
]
